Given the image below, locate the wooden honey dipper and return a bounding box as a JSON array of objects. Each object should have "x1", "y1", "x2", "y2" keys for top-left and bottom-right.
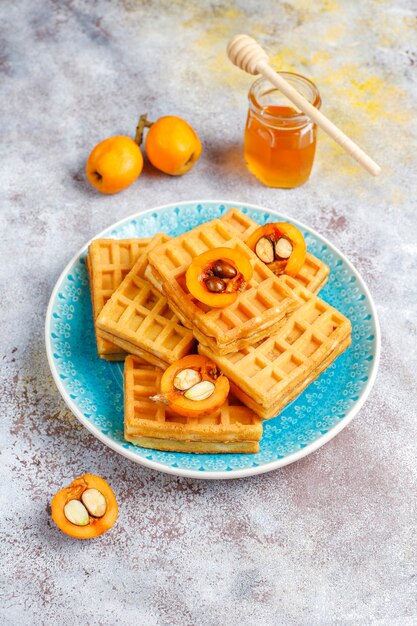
[{"x1": 227, "y1": 34, "x2": 381, "y2": 177}]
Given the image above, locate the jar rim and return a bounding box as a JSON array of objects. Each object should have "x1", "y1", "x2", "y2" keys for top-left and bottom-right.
[{"x1": 248, "y1": 71, "x2": 321, "y2": 126}]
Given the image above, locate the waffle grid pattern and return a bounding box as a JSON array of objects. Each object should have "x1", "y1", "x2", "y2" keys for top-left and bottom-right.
[
  {"x1": 87, "y1": 238, "x2": 151, "y2": 358},
  {"x1": 96, "y1": 249, "x2": 195, "y2": 366},
  {"x1": 199, "y1": 275, "x2": 351, "y2": 416}
]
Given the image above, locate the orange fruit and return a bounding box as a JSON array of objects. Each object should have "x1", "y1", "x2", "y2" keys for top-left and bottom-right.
[
  {"x1": 86, "y1": 136, "x2": 143, "y2": 194},
  {"x1": 51, "y1": 474, "x2": 118, "y2": 539},
  {"x1": 145, "y1": 116, "x2": 202, "y2": 175}
]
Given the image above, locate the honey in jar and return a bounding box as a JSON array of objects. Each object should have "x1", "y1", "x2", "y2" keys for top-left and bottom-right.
[{"x1": 244, "y1": 72, "x2": 321, "y2": 188}]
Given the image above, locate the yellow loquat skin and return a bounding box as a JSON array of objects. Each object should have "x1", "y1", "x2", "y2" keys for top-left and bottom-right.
[
  {"x1": 145, "y1": 116, "x2": 202, "y2": 176},
  {"x1": 86, "y1": 136, "x2": 143, "y2": 194}
]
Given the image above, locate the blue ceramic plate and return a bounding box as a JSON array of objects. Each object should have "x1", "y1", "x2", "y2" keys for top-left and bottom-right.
[{"x1": 45, "y1": 201, "x2": 380, "y2": 479}]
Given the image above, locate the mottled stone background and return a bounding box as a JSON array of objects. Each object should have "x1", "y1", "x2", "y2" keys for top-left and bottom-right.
[{"x1": 1, "y1": 0, "x2": 417, "y2": 624}]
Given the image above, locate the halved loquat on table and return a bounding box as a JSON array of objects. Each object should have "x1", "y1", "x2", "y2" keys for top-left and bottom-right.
[{"x1": 51, "y1": 474, "x2": 118, "y2": 539}]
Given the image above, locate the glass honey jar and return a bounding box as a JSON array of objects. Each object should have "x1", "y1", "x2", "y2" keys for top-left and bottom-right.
[{"x1": 244, "y1": 72, "x2": 321, "y2": 188}]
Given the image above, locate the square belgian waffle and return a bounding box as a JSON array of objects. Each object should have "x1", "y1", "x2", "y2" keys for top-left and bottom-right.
[
  {"x1": 147, "y1": 219, "x2": 300, "y2": 354},
  {"x1": 220, "y1": 208, "x2": 330, "y2": 294},
  {"x1": 199, "y1": 275, "x2": 352, "y2": 419},
  {"x1": 87, "y1": 238, "x2": 152, "y2": 360},
  {"x1": 96, "y1": 234, "x2": 195, "y2": 369},
  {"x1": 124, "y1": 356, "x2": 263, "y2": 453}
]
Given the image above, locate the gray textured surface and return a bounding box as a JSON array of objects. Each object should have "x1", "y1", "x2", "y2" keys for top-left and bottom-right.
[{"x1": 1, "y1": 1, "x2": 417, "y2": 624}]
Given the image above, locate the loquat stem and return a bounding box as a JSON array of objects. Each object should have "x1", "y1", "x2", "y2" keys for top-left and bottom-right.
[{"x1": 135, "y1": 114, "x2": 154, "y2": 145}]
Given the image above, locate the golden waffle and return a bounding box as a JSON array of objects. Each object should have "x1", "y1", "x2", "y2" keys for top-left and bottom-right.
[
  {"x1": 164, "y1": 295, "x2": 297, "y2": 356},
  {"x1": 124, "y1": 356, "x2": 263, "y2": 453},
  {"x1": 220, "y1": 208, "x2": 329, "y2": 293},
  {"x1": 228, "y1": 336, "x2": 351, "y2": 419},
  {"x1": 96, "y1": 235, "x2": 195, "y2": 368},
  {"x1": 87, "y1": 238, "x2": 151, "y2": 360},
  {"x1": 147, "y1": 219, "x2": 300, "y2": 354},
  {"x1": 199, "y1": 275, "x2": 351, "y2": 419}
]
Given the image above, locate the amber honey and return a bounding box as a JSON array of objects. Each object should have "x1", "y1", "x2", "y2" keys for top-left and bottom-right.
[{"x1": 244, "y1": 73, "x2": 321, "y2": 188}]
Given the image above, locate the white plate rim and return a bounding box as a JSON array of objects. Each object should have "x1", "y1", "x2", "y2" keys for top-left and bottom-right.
[{"x1": 45, "y1": 199, "x2": 381, "y2": 480}]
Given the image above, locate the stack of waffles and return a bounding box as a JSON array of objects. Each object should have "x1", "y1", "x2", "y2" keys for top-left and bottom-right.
[
  {"x1": 146, "y1": 219, "x2": 302, "y2": 354},
  {"x1": 89, "y1": 233, "x2": 195, "y2": 369},
  {"x1": 87, "y1": 238, "x2": 152, "y2": 360},
  {"x1": 87, "y1": 208, "x2": 351, "y2": 453},
  {"x1": 124, "y1": 356, "x2": 262, "y2": 453}
]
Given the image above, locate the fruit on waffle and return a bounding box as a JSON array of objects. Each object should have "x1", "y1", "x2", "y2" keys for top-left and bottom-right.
[
  {"x1": 87, "y1": 238, "x2": 152, "y2": 360},
  {"x1": 199, "y1": 275, "x2": 351, "y2": 419},
  {"x1": 96, "y1": 234, "x2": 195, "y2": 369},
  {"x1": 147, "y1": 219, "x2": 300, "y2": 354},
  {"x1": 124, "y1": 355, "x2": 263, "y2": 453},
  {"x1": 220, "y1": 208, "x2": 329, "y2": 293},
  {"x1": 154, "y1": 354, "x2": 231, "y2": 417}
]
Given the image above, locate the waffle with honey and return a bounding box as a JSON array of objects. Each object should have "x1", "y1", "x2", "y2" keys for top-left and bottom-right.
[
  {"x1": 147, "y1": 219, "x2": 301, "y2": 354},
  {"x1": 124, "y1": 355, "x2": 263, "y2": 453},
  {"x1": 96, "y1": 234, "x2": 195, "y2": 369},
  {"x1": 87, "y1": 238, "x2": 152, "y2": 360},
  {"x1": 220, "y1": 208, "x2": 329, "y2": 294},
  {"x1": 199, "y1": 275, "x2": 351, "y2": 419}
]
